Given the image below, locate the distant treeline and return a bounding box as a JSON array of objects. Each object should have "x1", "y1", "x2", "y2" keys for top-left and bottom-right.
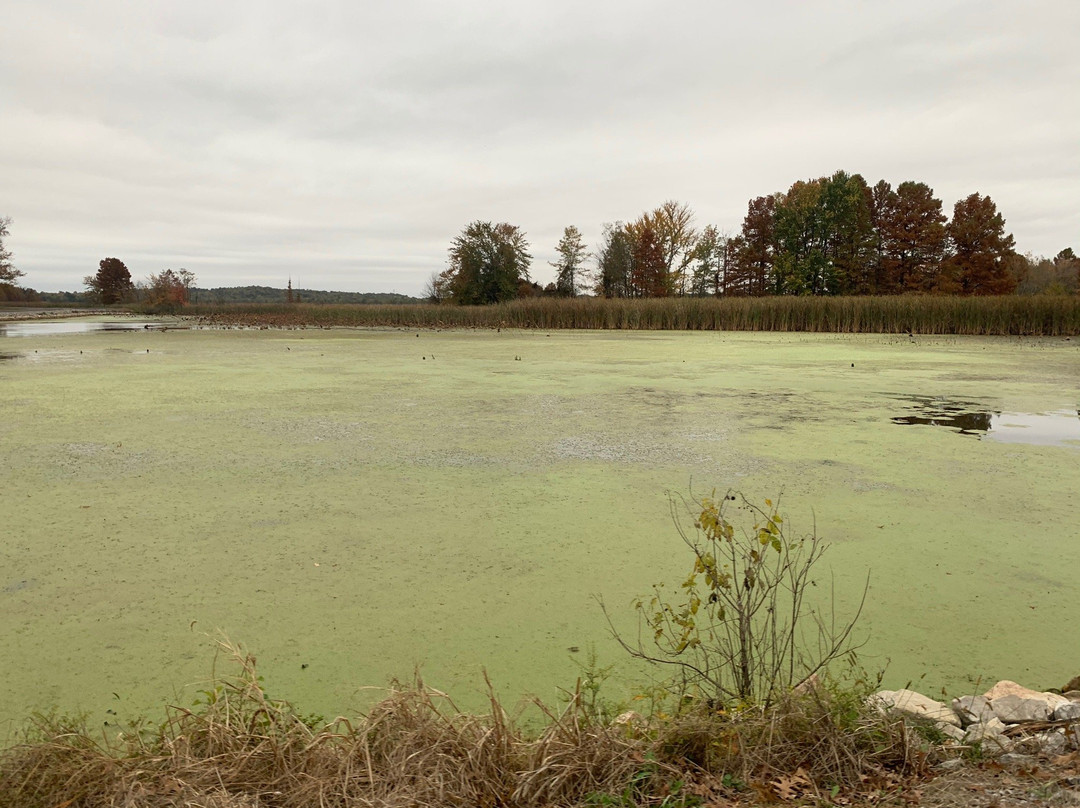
[
  {"x1": 25, "y1": 286, "x2": 423, "y2": 306},
  {"x1": 185, "y1": 296, "x2": 1080, "y2": 336},
  {"x1": 188, "y1": 286, "x2": 421, "y2": 305}
]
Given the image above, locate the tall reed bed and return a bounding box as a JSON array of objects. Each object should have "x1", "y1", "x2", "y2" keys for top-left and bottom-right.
[{"x1": 180, "y1": 296, "x2": 1080, "y2": 335}]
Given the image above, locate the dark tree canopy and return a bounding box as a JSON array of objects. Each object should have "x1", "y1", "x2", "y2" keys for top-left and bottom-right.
[
  {"x1": 85, "y1": 257, "x2": 134, "y2": 304},
  {"x1": 593, "y1": 222, "x2": 633, "y2": 298},
  {"x1": 446, "y1": 221, "x2": 531, "y2": 304},
  {"x1": 773, "y1": 179, "x2": 829, "y2": 295},
  {"x1": 820, "y1": 171, "x2": 875, "y2": 295}
]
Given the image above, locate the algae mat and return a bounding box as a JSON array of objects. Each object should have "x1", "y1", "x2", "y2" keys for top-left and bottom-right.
[{"x1": 1, "y1": 327, "x2": 1078, "y2": 732}]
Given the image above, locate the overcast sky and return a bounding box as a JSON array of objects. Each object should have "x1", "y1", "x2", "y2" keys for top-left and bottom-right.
[{"x1": 2, "y1": 0, "x2": 1077, "y2": 295}]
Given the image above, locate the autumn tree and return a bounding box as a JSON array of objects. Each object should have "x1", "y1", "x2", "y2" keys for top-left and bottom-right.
[
  {"x1": 937, "y1": 193, "x2": 1016, "y2": 294},
  {"x1": 731, "y1": 195, "x2": 777, "y2": 295},
  {"x1": 444, "y1": 221, "x2": 531, "y2": 304},
  {"x1": 628, "y1": 221, "x2": 667, "y2": 298},
  {"x1": 864, "y1": 180, "x2": 898, "y2": 294},
  {"x1": 649, "y1": 200, "x2": 698, "y2": 295},
  {"x1": 85, "y1": 257, "x2": 134, "y2": 304},
  {"x1": 1054, "y1": 249, "x2": 1079, "y2": 293},
  {"x1": 423, "y1": 269, "x2": 455, "y2": 303},
  {"x1": 877, "y1": 181, "x2": 947, "y2": 292},
  {"x1": 594, "y1": 222, "x2": 633, "y2": 298},
  {"x1": 550, "y1": 225, "x2": 589, "y2": 296},
  {"x1": 144, "y1": 268, "x2": 196, "y2": 308}
]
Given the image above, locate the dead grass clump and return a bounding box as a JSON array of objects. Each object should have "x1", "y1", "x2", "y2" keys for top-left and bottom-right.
[
  {"x1": 653, "y1": 688, "x2": 926, "y2": 802},
  {"x1": 0, "y1": 643, "x2": 930, "y2": 807},
  {"x1": 513, "y1": 692, "x2": 655, "y2": 805},
  {"x1": 348, "y1": 677, "x2": 523, "y2": 807},
  {"x1": 0, "y1": 646, "x2": 659, "y2": 808}
]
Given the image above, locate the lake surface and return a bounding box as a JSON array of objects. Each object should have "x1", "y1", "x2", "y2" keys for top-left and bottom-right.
[{"x1": 1, "y1": 324, "x2": 1078, "y2": 733}]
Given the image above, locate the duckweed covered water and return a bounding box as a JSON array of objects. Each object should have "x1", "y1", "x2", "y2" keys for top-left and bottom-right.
[{"x1": 1, "y1": 326, "x2": 1078, "y2": 734}]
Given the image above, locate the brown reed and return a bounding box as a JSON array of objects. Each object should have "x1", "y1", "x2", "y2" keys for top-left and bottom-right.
[{"x1": 174, "y1": 295, "x2": 1080, "y2": 335}]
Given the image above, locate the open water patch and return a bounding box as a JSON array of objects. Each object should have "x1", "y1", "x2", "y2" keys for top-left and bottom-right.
[
  {"x1": 2, "y1": 578, "x2": 37, "y2": 594},
  {"x1": 892, "y1": 396, "x2": 1080, "y2": 446},
  {"x1": 0, "y1": 321, "x2": 174, "y2": 337}
]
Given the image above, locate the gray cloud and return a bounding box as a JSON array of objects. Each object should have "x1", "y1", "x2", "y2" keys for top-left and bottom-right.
[{"x1": 2, "y1": 0, "x2": 1077, "y2": 294}]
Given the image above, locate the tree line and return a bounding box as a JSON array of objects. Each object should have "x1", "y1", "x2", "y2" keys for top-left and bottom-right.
[
  {"x1": 0, "y1": 226, "x2": 199, "y2": 307},
  {"x1": 81, "y1": 258, "x2": 197, "y2": 309},
  {"x1": 431, "y1": 171, "x2": 1079, "y2": 303}
]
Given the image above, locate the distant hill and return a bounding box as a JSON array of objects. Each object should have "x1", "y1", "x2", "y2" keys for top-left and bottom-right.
[
  {"x1": 36, "y1": 287, "x2": 423, "y2": 305},
  {"x1": 190, "y1": 286, "x2": 423, "y2": 304}
]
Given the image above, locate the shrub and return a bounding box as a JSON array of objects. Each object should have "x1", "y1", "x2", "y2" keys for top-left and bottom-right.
[{"x1": 604, "y1": 492, "x2": 867, "y2": 709}]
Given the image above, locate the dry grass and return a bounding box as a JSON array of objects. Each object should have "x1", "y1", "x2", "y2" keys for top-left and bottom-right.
[
  {"x1": 173, "y1": 295, "x2": 1080, "y2": 336},
  {"x1": 654, "y1": 687, "x2": 926, "y2": 803},
  {"x1": 0, "y1": 643, "x2": 927, "y2": 807}
]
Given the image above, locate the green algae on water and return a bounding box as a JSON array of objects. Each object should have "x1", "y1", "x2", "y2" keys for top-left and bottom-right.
[{"x1": 1, "y1": 325, "x2": 1078, "y2": 733}]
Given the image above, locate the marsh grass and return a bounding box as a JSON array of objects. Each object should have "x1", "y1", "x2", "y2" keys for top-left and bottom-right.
[
  {"x1": 174, "y1": 295, "x2": 1080, "y2": 335},
  {"x1": 0, "y1": 643, "x2": 924, "y2": 807}
]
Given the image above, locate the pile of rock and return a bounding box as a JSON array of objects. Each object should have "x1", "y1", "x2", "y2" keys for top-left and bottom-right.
[{"x1": 869, "y1": 679, "x2": 1080, "y2": 760}]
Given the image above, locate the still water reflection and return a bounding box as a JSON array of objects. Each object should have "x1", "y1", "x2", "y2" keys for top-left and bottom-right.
[
  {"x1": 893, "y1": 397, "x2": 1080, "y2": 446},
  {"x1": 0, "y1": 321, "x2": 170, "y2": 337}
]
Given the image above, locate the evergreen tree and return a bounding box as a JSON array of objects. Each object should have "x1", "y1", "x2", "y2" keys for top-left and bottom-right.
[
  {"x1": 594, "y1": 222, "x2": 633, "y2": 298},
  {"x1": 85, "y1": 257, "x2": 134, "y2": 304}
]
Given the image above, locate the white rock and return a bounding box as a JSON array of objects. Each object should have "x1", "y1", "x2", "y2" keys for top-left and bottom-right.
[
  {"x1": 935, "y1": 758, "x2": 965, "y2": 772},
  {"x1": 1054, "y1": 702, "x2": 1080, "y2": 721},
  {"x1": 991, "y1": 694, "x2": 1052, "y2": 724},
  {"x1": 951, "y1": 695, "x2": 994, "y2": 727},
  {"x1": 983, "y1": 680, "x2": 1068, "y2": 710},
  {"x1": 937, "y1": 722, "x2": 966, "y2": 742},
  {"x1": 963, "y1": 717, "x2": 1007, "y2": 745},
  {"x1": 998, "y1": 752, "x2": 1036, "y2": 770},
  {"x1": 869, "y1": 689, "x2": 961, "y2": 728},
  {"x1": 1035, "y1": 730, "x2": 1069, "y2": 757}
]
